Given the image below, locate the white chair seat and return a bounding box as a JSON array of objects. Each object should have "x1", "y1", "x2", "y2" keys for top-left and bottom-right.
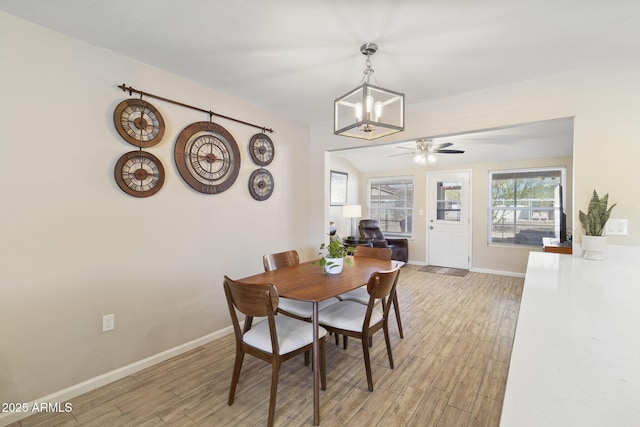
[
  {"x1": 318, "y1": 300, "x2": 383, "y2": 332},
  {"x1": 337, "y1": 286, "x2": 370, "y2": 305},
  {"x1": 278, "y1": 297, "x2": 340, "y2": 319},
  {"x1": 338, "y1": 261, "x2": 403, "y2": 305},
  {"x1": 244, "y1": 315, "x2": 327, "y2": 355}
]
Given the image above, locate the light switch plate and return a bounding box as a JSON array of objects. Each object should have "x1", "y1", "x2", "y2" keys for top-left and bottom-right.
[{"x1": 605, "y1": 219, "x2": 628, "y2": 235}]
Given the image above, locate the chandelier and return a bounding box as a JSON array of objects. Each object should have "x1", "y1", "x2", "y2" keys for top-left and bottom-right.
[{"x1": 334, "y1": 43, "x2": 405, "y2": 140}]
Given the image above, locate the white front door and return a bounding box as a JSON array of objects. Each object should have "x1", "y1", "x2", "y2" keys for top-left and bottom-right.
[{"x1": 427, "y1": 171, "x2": 471, "y2": 269}]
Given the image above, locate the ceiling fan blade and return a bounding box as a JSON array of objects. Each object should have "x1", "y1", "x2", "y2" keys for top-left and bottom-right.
[
  {"x1": 388, "y1": 152, "x2": 415, "y2": 157},
  {"x1": 429, "y1": 142, "x2": 453, "y2": 149},
  {"x1": 395, "y1": 146, "x2": 416, "y2": 151},
  {"x1": 434, "y1": 149, "x2": 465, "y2": 154}
]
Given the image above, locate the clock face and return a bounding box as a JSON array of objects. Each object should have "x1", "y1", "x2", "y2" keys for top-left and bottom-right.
[
  {"x1": 113, "y1": 99, "x2": 165, "y2": 148},
  {"x1": 114, "y1": 150, "x2": 165, "y2": 197},
  {"x1": 249, "y1": 133, "x2": 275, "y2": 166},
  {"x1": 174, "y1": 121, "x2": 241, "y2": 194},
  {"x1": 249, "y1": 168, "x2": 274, "y2": 201}
]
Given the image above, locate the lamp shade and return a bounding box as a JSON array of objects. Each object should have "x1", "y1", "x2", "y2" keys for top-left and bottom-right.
[{"x1": 342, "y1": 204, "x2": 362, "y2": 218}]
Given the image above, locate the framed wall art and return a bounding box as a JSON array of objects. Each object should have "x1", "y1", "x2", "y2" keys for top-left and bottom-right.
[{"x1": 330, "y1": 170, "x2": 348, "y2": 206}]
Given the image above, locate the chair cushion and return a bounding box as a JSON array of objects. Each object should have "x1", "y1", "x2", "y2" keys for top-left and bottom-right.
[
  {"x1": 278, "y1": 297, "x2": 340, "y2": 319},
  {"x1": 337, "y1": 286, "x2": 371, "y2": 305},
  {"x1": 318, "y1": 300, "x2": 383, "y2": 332},
  {"x1": 243, "y1": 315, "x2": 327, "y2": 355}
]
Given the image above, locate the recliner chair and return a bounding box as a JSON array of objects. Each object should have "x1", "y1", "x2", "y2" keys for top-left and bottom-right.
[{"x1": 358, "y1": 219, "x2": 408, "y2": 263}]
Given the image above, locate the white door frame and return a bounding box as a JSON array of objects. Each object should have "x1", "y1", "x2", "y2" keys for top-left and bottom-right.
[{"x1": 426, "y1": 169, "x2": 472, "y2": 269}]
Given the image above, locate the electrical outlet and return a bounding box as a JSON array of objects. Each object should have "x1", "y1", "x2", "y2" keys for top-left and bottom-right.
[
  {"x1": 605, "y1": 219, "x2": 628, "y2": 236},
  {"x1": 102, "y1": 314, "x2": 114, "y2": 332}
]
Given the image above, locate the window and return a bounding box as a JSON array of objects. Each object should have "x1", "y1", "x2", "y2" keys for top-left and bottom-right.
[
  {"x1": 489, "y1": 168, "x2": 565, "y2": 246},
  {"x1": 368, "y1": 176, "x2": 414, "y2": 238}
]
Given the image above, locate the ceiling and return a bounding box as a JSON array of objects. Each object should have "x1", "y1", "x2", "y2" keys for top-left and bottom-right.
[
  {"x1": 330, "y1": 118, "x2": 574, "y2": 172},
  {"x1": 2, "y1": 1, "x2": 638, "y2": 125},
  {"x1": 1, "y1": 2, "x2": 634, "y2": 169}
]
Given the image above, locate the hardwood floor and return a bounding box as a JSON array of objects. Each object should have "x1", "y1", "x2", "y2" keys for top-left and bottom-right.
[{"x1": 10, "y1": 265, "x2": 523, "y2": 427}]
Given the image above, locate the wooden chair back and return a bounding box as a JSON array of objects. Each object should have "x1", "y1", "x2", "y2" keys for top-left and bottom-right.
[
  {"x1": 224, "y1": 276, "x2": 279, "y2": 318},
  {"x1": 366, "y1": 266, "x2": 400, "y2": 301},
  {"x1": 223, "y1": 276, "x2": 279, "y2": 343},
  {"x1": 354, "y1": 246, "x2": 392, "y2": 261},
  {"x1": 263, "y1": 250, "x2": 300, "y2": 272}
]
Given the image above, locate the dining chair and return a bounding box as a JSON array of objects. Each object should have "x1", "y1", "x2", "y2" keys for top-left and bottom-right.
[
  {"x1": 337, "y1": 246, "x2": 404, "y2": 340},
  {"x1": 263, "y1": 250, "x2": 340, "y2": 321},
  {"x1": 318, "y1": 265, "x2": 400, "y2": 392},
  {"x1": 223, "y1": 276, "x2": 327, "y2": 427}
]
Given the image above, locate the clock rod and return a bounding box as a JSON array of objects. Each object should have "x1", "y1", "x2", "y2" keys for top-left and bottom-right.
[{"x1": 116, "y1": 83, "x2": 274, "y2": 134}]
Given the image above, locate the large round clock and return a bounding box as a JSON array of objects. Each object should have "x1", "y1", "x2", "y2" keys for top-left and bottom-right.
[
  {"x1": 114, "y1": 150, "x2": 165, "y2": 197},
  {"x1": 249, "y1": 168, "x2": 274, "y2": 201},
  {"x1": 113, "y1": 99, "x2": 165, "y2": 148},
  {"x1": 174, "y1": 121, "x2": 241, "y2": 194},
  {"x1": 249, "y1": 133, "x2": 275, "y2": 166}
]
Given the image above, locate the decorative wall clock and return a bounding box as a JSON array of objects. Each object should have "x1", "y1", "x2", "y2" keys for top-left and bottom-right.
[
  {"x1": 248, "y1": 133, "x2": 275, "y2": 166},
  {"x1": 114, "y1": 150, "x2": 165, "y2": 197},
  {"x1": 249, "y1": 168, "x2": 274, "y2": 201},
  {"x1": 174, "y1": 121, "x2": 241, "y2": 194},
  {"x1": 113, "y1": 98, "x2": 166, "y2": 148}
]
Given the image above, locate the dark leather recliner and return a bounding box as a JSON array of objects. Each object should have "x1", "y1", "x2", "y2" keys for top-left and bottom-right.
[{"x1": 358, "y1": 219, "x2": 408, "y2": 263}]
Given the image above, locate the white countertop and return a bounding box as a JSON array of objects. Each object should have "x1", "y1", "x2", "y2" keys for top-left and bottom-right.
[{"x1": 501, "y1": 251, "x2": 640, "y2": 426}]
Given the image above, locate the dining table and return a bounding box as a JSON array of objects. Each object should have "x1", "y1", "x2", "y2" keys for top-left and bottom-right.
[{"x1": 236, "y1": 255, "x2": 396, "y2": 425}]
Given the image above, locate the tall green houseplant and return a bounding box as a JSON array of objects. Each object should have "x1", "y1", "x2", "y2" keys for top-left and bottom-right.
[{"x1": 579, "y1": 190, "x2": 616, "y2": 236}]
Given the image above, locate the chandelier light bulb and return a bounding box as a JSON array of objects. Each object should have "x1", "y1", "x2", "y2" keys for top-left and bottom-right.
[
  {"x1": 374, "y1": 102, "x2": 383, "y2": 121},
  {"x1": 366, "y1": 96, "x2": 374, "y2": 114},
  {"x1": 355, "y1": 103, "x2": 363, "y2": 121}
]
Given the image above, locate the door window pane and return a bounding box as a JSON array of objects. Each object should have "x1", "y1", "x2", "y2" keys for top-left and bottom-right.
[{"x1": 436, "y1": 181, "x2": 461, "y2": 221}]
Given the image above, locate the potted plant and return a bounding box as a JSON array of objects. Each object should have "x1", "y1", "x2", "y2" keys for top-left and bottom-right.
[
  {"x1": 317, "y1": 238, "x2": 355, "y2": 274},
  {"x1": 579, "y1": 189, "x2": 616, "y2": 260}
]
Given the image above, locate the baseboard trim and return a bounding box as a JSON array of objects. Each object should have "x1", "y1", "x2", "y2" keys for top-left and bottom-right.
[
  {"x1": 0, "y1": 326, "x2": 234, "y2": 426},
  {"x1": 409, "y1": 260, "x2": 524, "y2": 278},
  {"x1": 470, "y1": 267, "x2": 525, "y2": 278}
]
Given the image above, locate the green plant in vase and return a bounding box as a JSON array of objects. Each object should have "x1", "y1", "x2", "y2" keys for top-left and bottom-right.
[
  {"x1": 316, "y1": 238, "x2": 355, "y2": 274},
  {"x1": 579, "y1": 189, "x2": 616, "y2": 260},
  {"x1": 578, "y1": 190, "x2": 616, "y2": 236}
]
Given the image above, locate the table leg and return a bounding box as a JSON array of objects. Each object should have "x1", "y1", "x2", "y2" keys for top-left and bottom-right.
[{"x1": 312, "y1": 301, "x2": 320, "y2": 425}]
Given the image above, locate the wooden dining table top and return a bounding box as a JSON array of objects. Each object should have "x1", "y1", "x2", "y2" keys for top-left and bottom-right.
[{"x1": 237, "y1": 256, "x2": 396, "y2": 302}]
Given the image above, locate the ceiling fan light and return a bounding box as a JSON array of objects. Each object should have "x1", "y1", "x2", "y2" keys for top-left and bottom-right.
[
  {"x1": 427, "y1": 153, "x2": 437, "y2": 164},
  {"x1": 413, "y1": 153, "x2": 427, "y2": 164}
]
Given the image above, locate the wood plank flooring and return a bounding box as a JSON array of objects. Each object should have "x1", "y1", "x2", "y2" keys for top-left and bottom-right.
[{"x1": 10, "y1": 265, "x2": 523, "y2": 427}]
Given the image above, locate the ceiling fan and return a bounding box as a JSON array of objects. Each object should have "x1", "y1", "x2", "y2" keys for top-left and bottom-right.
[{"x1": 390, "y1": 139, "x2": 465, "y2": 164}]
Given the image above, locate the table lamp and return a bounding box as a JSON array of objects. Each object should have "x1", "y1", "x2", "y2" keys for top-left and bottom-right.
[{"x1": 342, "y1": 204, "x2": 362, "y2": 239}]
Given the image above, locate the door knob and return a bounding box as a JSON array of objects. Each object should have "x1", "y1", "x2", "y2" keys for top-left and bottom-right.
[{"x1": 429, "y1": 226, "x2": 434, "y2": 229}]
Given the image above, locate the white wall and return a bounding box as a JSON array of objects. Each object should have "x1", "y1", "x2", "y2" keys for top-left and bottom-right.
[
  {"x1": 313, "y1": 63, "x2": 640, "y2": 272},
  {"x1": 0, "y1": 13, "x2": 311, "y2": 408}
]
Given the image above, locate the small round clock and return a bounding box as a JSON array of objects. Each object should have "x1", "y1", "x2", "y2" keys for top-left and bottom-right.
[
  {"x1": 249, "y1": 133, "x2": 275, "y2": 166},
  {"x1": 114, "y1": 150, "x2": 165, "y2": 197},
  {"x1": 174, "y1": 121, "x2": 241, "y2": 194},
  {"x1": 249, "y1": 168, "x2": 274, "y2": 201},
  {"x1": 113, "y1": 99, "x2": 166, "y2": 148}
]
